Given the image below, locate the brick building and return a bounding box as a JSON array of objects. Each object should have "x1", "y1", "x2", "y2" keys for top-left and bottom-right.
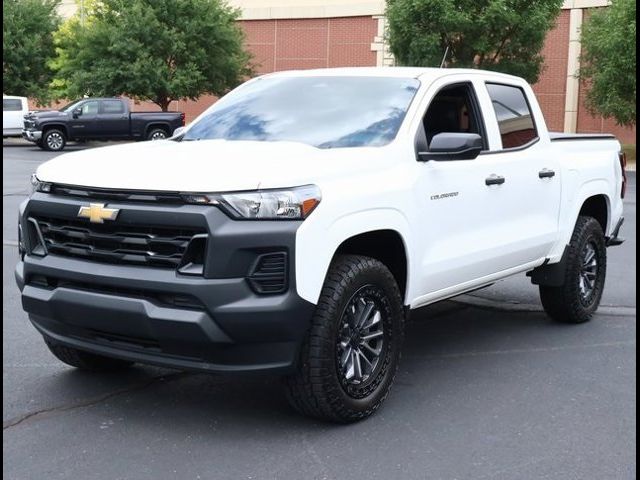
[{"x1": 57, "y1": 0, "x2": 635, "y2": 143}]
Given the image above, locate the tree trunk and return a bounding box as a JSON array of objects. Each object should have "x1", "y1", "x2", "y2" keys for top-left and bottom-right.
[{"x1": 155, "y1": 97, "x2": 171, "y2": 112}]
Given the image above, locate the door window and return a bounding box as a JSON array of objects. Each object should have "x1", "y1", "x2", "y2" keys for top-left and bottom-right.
[
  {"x1": 421, "y1": 83, "x2": 487, "y2": 149},
  {"x1": 81, "y1": 101, "x2": 99, "y2": 115},
  {"x1": 486, "y1": 83, "x2": 538, "y2": 149}
]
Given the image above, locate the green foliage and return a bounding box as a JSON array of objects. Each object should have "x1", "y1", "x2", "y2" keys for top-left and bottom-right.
[
  {"x1": 580, "y1": 0, "x2": 636, "y2": 127},
  {"x1": 385, "y1": 0, "x2": 563, "y2": 83},
  {"x1": 53, "y1": 0, "x2": 252, "y2": 110},
  {"x1": 3, "y1": 0, "x2": 61, "y2": 103}
]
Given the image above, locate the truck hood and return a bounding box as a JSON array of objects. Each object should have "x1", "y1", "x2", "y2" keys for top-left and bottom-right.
[
  {"x1": 35, "y1": 139, "x2": 382, "y2": 192},
  {"x1": 27, "y1": 110, "x2": 66, "y2": 120}
]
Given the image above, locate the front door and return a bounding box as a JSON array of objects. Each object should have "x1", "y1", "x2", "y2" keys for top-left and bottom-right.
[{"x1": 68, "y1": 100, "x2": 100, "y2": 138}]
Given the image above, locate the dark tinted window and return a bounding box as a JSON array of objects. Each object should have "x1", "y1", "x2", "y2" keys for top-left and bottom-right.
[
  {"x1": 486, "y1": 83, "x2": 538, "y2": 149},
  {"x1": 183, "y1": 76, "x2": 420, "y2": 148},
  {"x1": 101, "y1": 100, "x2": 125, "y2": 114},
  {"x1": 423, "y1": 83, "x2": 485, "y2": 147},
  {"x1": 3, "y1": 99, "x2": 23, "y2": 111},
  {"x1": 81, "y1": 101, "x2": 99, "y2": 115}
]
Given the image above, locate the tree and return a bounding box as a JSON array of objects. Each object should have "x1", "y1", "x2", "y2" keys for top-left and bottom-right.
[
  {"x1": 385, "y1": 0, "x2": 563, "y2": 83},
  {"x1": 580, "y1": 0, "x2": 636, "y2": 127},
  {"x1": 3, "y1": 0, "x2": 61, "y2": 103},
  {"x1": 52, "y1": 0, "x2": 252, "y2": 111}
]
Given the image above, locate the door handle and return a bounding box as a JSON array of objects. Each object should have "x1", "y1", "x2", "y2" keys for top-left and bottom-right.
[
  {"x1": 539, "y1": 169, "x2": 555, "y2": 179},
  {"x1": 485, "y1": 174, "x2": 505, "y2": 186}
]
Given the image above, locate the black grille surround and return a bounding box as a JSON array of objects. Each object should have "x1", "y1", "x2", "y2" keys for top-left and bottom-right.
[{"x1": 30, "y1": 215, "x2": 207, "y2": 269}]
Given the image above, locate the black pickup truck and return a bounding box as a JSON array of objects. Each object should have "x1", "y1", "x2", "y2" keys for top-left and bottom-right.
[{"x1": 22, "y1": 97, "x2": 185, "y2": 151}]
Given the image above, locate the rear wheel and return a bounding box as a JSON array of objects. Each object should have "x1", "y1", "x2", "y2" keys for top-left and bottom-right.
[
  {"x1": 539, "y1": 216, "x2": 607, "y2": 323},
  {"x1": 42, "y1": 129, "x2": 66, "y2": 151},
  {"x1": 147, "y1": 128, "x2": 168, "y2": 141},
  {"x1": 45, "y1": 339, "x2": 134, "y2": 372},
  {"x1": 285, "y1": 255, "x2": 404, "y2": 422}
]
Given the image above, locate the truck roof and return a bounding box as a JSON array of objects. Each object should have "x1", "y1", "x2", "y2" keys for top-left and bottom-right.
[{"x1": 263, "y1": 66, "x2": 524, "y2": 82}]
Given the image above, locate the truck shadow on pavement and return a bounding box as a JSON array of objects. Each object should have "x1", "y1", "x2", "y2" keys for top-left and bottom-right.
[{"x1": 11, "y1": 300, "x2": 596, "y2": 433}]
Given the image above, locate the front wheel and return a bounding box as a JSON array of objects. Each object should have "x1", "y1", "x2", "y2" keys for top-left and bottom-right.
[
  {"x1": 539, "y1": 216, "x2": 607, "y2": 323},
  {"x1": 285, "y1": 255, "x2": 405, "y2": 422},
  {"x1": 42, "y1": 129, "x2": 66, "y2": 151}
]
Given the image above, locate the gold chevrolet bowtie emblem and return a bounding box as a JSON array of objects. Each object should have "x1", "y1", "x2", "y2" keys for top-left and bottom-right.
[{"x1": 77, "y1": 203, "x2": 120, "y2": 223}]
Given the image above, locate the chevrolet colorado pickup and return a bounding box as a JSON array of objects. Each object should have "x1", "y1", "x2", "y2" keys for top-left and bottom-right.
[
  {"x1": 16, "y1": 68, "x2": 626, "y2": 422},
  {"x1": 22, "y1": 97, "x2": 185, "y2": 151}
]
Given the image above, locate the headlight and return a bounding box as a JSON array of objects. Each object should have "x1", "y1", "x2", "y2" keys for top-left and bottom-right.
[
  {"x1": 31, "y1": 174, "x2": 51, "y2": 193},
  {"x1": 183, "y1": 185, "x2": 321, "y2": 220}
]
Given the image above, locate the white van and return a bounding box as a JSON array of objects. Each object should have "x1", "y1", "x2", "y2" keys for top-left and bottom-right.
[{"x1": 3, "y1": 95, "x2": 29, "y2": 137}]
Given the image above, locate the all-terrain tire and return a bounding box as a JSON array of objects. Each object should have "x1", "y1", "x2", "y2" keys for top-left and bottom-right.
[
  {"x1": 285, "y1": 255, "x2": 405, "y2": 423},
  {"x1": 539, "y1": 216, "x2": 607, "y2": 323}
]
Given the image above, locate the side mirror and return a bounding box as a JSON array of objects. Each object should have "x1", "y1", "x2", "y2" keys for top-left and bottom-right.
[
  {"x1": 418, "y1": 133, "x2": 483, "y2": 161},
  {"x1": 72, "y1": 108, "x2": 82, "y2": 118},
  {"x1": 171, "y1": 126, "x2": 186, "y2": 138}
]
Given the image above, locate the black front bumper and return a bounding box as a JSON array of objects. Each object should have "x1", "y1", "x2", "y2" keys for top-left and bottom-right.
[{"x1": 15, "y1": 192, "x2": 315, "y2": 374}]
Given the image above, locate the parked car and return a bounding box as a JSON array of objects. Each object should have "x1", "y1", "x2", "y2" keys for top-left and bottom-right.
[
  {"x1": 22, "y1": 97, "x2": 185, "y2": 151},
  {"x1": 3, "y1": 95, "x2": 29, "y2": 137},
  {"x1": 16, "y1": 68, "x2": 626, "y2": 422}
]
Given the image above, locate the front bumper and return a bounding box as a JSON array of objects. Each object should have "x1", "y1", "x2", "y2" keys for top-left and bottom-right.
[
  {"x1": 22, "y1": 129, "x2": 42, "y2": 142},
  {"x1": 16, "y1": 193, "x2": 315, "y2": 374}
]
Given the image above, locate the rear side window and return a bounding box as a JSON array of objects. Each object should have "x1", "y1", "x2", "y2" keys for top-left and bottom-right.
[
  {"x1": 101, "y1": 100, "x2": 125, "y2": 114},
  {"x1": 3, "y1": 99, "x2": 23, "y2": 111},
  {"x1": 486, "y1": 83, "x2": 538, "y2": 149}
]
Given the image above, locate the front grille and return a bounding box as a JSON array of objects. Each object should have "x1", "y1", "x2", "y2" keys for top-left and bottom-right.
[
  {"x1": 248, "y1": 252, "x2": 288, "y2": 294},
  {"x1": 49, "y1": 184, "x2": 184, "y2": 203},
  {"x1": 32, "y1": 215, "x2": 206, "y2": 268}
]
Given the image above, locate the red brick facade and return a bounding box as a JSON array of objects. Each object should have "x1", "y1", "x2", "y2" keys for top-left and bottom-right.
[{"x1": 116, "y1": 14, "x2": 637, "y2": 144}]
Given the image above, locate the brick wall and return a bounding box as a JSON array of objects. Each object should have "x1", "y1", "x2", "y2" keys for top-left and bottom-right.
[
  {"x1": 532, "y1": 10, "x2": 570, "y2": 133},
  {"x1": 135, "y1": 16, "x2": 379, "y2": 121},
  {"x1": 32, "y1": 13, "x2": 636, "y2": 144}
]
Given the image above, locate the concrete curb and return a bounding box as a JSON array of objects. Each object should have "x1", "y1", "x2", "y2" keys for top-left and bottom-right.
[{"x1": 453, "y1": 294, "x2": 636, "y2": 317}]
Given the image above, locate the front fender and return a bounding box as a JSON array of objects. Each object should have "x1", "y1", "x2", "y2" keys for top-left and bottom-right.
[{"x1": 295, "y1": 208, "x2": 412, "y2": 305}]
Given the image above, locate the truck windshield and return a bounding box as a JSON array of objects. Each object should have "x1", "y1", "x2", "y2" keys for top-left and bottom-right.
[
  {"x1": 182, "y1": 76, "x2": 420, "y2": 148},
  {"x1": 59, "y1": 100, "x2": 84, "y2": 112}
]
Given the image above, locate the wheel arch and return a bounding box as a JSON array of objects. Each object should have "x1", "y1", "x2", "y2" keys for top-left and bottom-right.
[
  {"x1": 334, "y1": 230, "x2": 408, "y2": 301},
  {"x1": 578, "y1": 194, "x2": 609, "y2": 234},
  {"x1": 41, "y1": 123, "x2": 68, "y2": 138},
  {"x1": 295, "y1": 209, "x2": 412, "y2": 306},
  {"x1": 547, "y1": 179, "x2": 614, "y2": 262}
]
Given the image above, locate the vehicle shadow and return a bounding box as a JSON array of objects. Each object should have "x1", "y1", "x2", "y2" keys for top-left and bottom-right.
[{"x1": 44, "y1": 300, "x2": 570, "y2": 432}]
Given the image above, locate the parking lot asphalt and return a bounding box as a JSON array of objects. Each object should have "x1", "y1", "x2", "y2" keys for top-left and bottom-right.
[{"x1": 3, "y1": 139, "x2": 636, "y2": 480}]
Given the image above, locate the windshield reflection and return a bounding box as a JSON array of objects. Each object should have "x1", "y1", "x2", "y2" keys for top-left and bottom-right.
[{"x1": 183, "y1": 76, "x2": 420, "y2": 148}]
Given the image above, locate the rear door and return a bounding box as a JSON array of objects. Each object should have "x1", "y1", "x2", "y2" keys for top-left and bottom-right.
[
  {"x1": 479, "y1": 82, "x2": 561, "y2": 263},
  {"x1": 68, "y1": 100, "x2": 100, "y2": 138},
  {"x1": 98, "y1": 99, "x2": 130, "y2": 138},
  {"x1": 3, "y1": 98, "x2": 25, "y2": 134}
]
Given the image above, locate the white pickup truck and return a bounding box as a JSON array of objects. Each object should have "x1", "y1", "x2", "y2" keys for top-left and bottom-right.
[{"x1": 16, "y1": 68, "x2": 626, "y2": 422}]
